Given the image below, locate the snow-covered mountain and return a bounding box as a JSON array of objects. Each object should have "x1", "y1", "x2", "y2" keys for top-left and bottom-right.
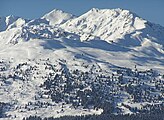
[
  {"x1": 62, "y1": 8, "x2": 164, "y2": 45},
  {"x1": 42, "y1": 9, "x2": 76, "y2": 26},
  {"x1": 0, "y1": 15, "x2": 28, "y2": 32},
  {"x1": 0, "y1": 8, "x2": 163, "y2": 120}
]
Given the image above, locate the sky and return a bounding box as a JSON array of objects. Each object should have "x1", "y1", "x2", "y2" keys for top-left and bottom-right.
[{"x1": 0, "y1": 0, "x2": 164, "y2": 26}]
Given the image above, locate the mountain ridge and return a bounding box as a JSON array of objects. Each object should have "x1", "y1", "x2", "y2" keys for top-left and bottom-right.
[
  {"x1": 0, "y1": 8, "x2": 163, "y2": 120},
  {"x1": 0, "y1": 8, "x2": 163, "y2": 72},
  {"x1": 42, "y1": 9, "x2": 76, "y2": 26}
]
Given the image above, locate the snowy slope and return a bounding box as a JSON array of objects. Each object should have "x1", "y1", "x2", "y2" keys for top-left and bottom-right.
[
  {"x1": 0, "y1": 8, "x2": 163, "y2": 71},
  {"x1": 42, "y1": 9, "x2": 76, "y2": 26},
  {"x1": 61, "y1": 8, "x2": 146, "y2": 41},
  {"x1": 0, "y1": 15, "x2": 28, "y2": 32},
  {"x1": 0, "y1": 8, "x2": 163, "y2": 120},
  {"x1": 61, "y1": 8, "x2": 164, "y2": 46}
]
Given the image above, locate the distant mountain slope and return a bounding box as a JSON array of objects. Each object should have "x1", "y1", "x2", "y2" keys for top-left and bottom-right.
[
  {"x1": 0, "y1": 8, "x2": 163, "y2": 120},
  {"x1": 0, "y1": 15, "x2": 28, "y2": 32},
  {"x1": 0, "y1": 8, "x2": 163, "y2": 71},
  {"x1": 61, "y1": 8, "x2": 164, "y2": 46},
  {"x1": 42, "y1": 9, "x2": 76, "y2": 26}
]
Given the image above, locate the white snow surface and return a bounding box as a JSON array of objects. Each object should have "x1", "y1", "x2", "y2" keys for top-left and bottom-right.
[
  {"x1": 42, "y1": 9, "x2": 76, "y2": 26},
  {"x1": 0, "y1": 15, "x2": 28, "y2": 32},
  {"x1": 0, "y1": 8, "x2": 163, "y2": 119}
]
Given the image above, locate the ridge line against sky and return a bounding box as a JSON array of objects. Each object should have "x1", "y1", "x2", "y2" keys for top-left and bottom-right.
[{"x1": 0, "y1": 0, "x2": 164, "y2": 26}]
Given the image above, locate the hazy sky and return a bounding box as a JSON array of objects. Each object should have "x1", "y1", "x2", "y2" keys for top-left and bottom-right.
[{"x1": 0, "y1": 0, "x2": 164, "y2": 26}]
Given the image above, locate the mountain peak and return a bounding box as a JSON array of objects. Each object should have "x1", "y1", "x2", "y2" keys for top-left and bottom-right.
[
  {"x1": 47, "y1": 9, "x2": 68, "y2": 14},
  {"x1": 61, "y1": 8, "x2": 147, "y2": 41},
  {"x1": 82, "y1": 8, "x2": 140, "y2": 22},
  {"x1": 0, "y1": 8, "x2": 164, "y2": 119},
  {"x1": 42, "y1": 9, "x2": 76, "y2": 26},
  {"x1": 0, "y1": 15, "x2": 26, "y2": 32},
  {"x1": 87, "y1": 8, "x2": 137, "y2": 16}
]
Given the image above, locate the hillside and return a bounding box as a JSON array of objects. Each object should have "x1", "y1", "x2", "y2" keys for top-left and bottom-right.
[
  {"x1": 42, "y1": 9, "x2": 76, "y2": 26},
  {"x1": 0, "y1": 8, "x2": 163, "y2": 120}
]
